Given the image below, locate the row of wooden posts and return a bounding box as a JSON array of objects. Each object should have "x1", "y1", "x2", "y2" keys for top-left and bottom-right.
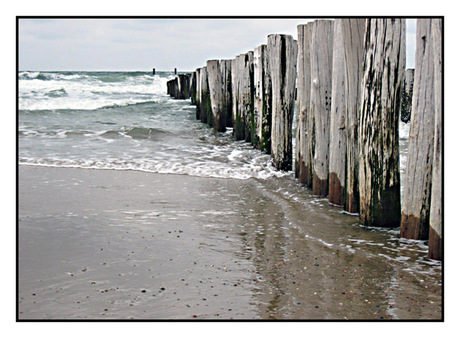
[{"x1": 166, "y1": 18, "x2": 443, "y2": 261}]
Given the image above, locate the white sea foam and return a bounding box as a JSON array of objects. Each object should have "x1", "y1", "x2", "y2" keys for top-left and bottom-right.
[
  {"x1": 399, "y1": 120, "x2": 410, "y2": 140},
  {"x1": 18, "y1": 154, "x2": 290, "y2": 181},
  {"x1": 19, "y1": 72, "x2": 171, "y2": 111}
]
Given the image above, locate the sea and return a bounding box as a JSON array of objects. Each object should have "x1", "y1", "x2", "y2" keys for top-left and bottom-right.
[
  {"x1": 18, "y1": 70, "x2": 441, "y2": 320},
  {"x1": 18, "y1": 70, "x2": 289, "y2": 180}
]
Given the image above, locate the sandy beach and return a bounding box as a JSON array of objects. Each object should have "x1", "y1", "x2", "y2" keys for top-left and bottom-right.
[{"x1": 18, "y1": 165, "x2": 442, "y2": 320}]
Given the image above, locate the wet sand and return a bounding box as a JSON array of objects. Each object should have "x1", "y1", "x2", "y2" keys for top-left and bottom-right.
[{"x1": 18, "y1": 165, "x2": 442, "y2": 320}]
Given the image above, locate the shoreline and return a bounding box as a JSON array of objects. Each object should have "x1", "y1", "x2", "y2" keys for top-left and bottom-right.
[{"x1": 18, "y1": 165, "x2": 442, "y2": 320}]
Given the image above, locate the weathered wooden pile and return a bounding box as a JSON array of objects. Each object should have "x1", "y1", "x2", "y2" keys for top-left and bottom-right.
[
  {"x1": 167, "y1": 73, "x2": 192, "y2": 99},
  {"x1": 166, "y1": 18, "x2": 443, "y2": 261}
]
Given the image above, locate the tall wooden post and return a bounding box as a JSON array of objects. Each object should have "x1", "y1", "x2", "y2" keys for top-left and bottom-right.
[
  {"x1": 254, "y1": 44, "x2": 269, "y2": 150},
  {"x1": 359, "y1": 18, "x2": 405, "y2": 227},
  {"x1": 195, "y1": 68, "x2": 202, "y2": 120},
  {"x1": 310, "y1": 20, "x2": 334, "y2": 196},
  {"x1": 401, "y1": 19, "x2": 437, "y2": 239},
  {"x1": 244, "y1": 52, "x2": 255, "y2": 144},
  {"x1": 295, "y1": 23, "x2": 313, "y2": 184},
  {"x1": 220, "y1": 59, "x2": 233, "y2": 128},
  {"x1": 329, "y1": 19, "x2": 347, "y2": 206},
  {"x1": 199, "y1": 67, "x2": 211, "y2": 125},
  {"x1": 231, "y1": 53, "x2": 254, "y2": 141},
  {"x1": 268, "y1": 34, "x2": 298, "y2": 171},
  {"x1": 231, "y1": 57, "x2": 243, "y2": 139},
  {"x1": 429, "y1": 19, "x2": 443, "y2": 260},
  {"x1": 341, "y1": 18, "x2": 366, "y2": 213},
  {"x1": 207, "y1": 60, "x2": 227, "y2": 132},
  {"x1": 261, "y1": 46, "x2": 272, "y2": 154}
]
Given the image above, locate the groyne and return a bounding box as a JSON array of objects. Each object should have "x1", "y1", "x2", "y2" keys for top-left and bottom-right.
[{"x1": 166, "y1": 18, "x2": 443, "y2": 261}]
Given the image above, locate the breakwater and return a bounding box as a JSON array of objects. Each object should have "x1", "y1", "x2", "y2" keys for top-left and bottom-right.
[{"x1": 166, "y1": 18, "x2": 443, "y2": 261}]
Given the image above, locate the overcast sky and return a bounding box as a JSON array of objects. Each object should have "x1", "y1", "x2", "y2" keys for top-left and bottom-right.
[{"x1": 19, "y1": 18, "x2": 417, "y2": 72}]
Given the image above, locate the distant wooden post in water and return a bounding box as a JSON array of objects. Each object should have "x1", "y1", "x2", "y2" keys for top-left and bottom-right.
[
  {"x1": 178, "y1": 74, "x2": 191, "y2": 99},
  {"x1": 401, "y1": 68, "x2": 415, "y2": 123},
  {"x1": 401, "y1": 19, "x2": 436, "y2": 240},
  {"x1": 429, "y1": 19, "x2": 443, "y2": 260},
  {"x1": 190, "y1": 72, "x2": 197, "y2": 105},
  {"x1": 359, "y1": 18, "x2": 405, "y2": 227},
  {"x1": 328, "y1": 19, "x2": 346, "y2": 206},
  {"x1": 268, "y1": 34, "x2": 297, "y2": 171},
  {"x1": 207, "y1": 60, "x2": 227, "y2": 132},
  {"x1": 310, "y1": 20, "x2": 334, "y2": 196},
  {"x1": 295, "y1": 23, "x2": 313, "y2": 184},
  {"x1": 342, "y1": 18, "x2": 366, "y2": 213},
  {"x1": 254, "y1": 44, "x2": 272, "y2": 152},
  {"x1": 166, "y1": 74, "x2": 192, "y2": 100}
]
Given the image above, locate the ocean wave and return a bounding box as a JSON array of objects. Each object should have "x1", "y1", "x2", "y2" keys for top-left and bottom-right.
[
  {"x1": 45, "y1": 88, "x2": 68, "y2": 98},
  {"x1": 19, "y1": 98, "x2": 164, "y2": 112},
  {"x1": 18, "y1": 156, "x2": 291, "y2": 181},
  {"x1": 19, "y1": 71, "x2": 172, "y2": 111}
]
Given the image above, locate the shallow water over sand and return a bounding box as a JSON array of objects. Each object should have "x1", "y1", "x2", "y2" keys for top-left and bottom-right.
[{"x1": 18, "y1": 166, "x2": 442, "y2": 320}]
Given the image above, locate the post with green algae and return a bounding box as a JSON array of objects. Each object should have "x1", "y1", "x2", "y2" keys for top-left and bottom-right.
[
  {"x1": 310, "y1": 20, "x2": 334, "y2": 196},
  {"x1": 429, "y1": 19, "x2": 443, "y2": 261},
  {"x1": 401, "y1": 19, "x2": 437, "y2": 240},
  {"x1": 295, "y1": 22, "x2": 314, "y2": 184},
  {"x1": 358, "y1": 18, "x2": 405, "y2": 227},
  {"x1": 267, "y1": 34, "x2": 298, "y2": 171}
]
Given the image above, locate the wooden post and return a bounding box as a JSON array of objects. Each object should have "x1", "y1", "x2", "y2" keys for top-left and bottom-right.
[
  {"x1": 195, "y1": 68, "x2": 202, "y2": 120},
  {"x1": 167, "y1": 77, "x2": 179, "y2": 98},
  {"x1": 190, "y1": 71, "x2": 197, "y2": 105},
  {"x1": 200, "y1": 66, "x2": 211, "y2": 125},
  {"x1": 341, "y1": 18, "x2": 366, "y2": 213},
  {"x1": 207, "y1": 60, "x2": 227, "y2": 132},
  {"x1": 401, "y1": 68, "x2": 415, "y2": 123},
  {"x1": 329, "y1": 19, "x2": 346, "y2": 206},
  {"x1": 261, "y1": 46, "x2": 272, "y2": 154},
  {"x1": 254, "y1": 45, "x2": 266, "y2": 150},
  {"x1": 295, "y1": 23, "x2": 314, "y2": 184},
  {"x1": 231, "y1": 57, "x2": 243, "y2": 139},
  {"x1": 174, "y1": 68, "x2": 177, "y2": 74},
  {"x1": 429, "y1": 19, "x2": 443, "y2": 260},
  {"x1": 231, "y1": 53, "x2": 254, "y2": 141},
  {"x1": 268, "y1": 34, "x2": 298, "y2": 171},
  {"x1": 244, "y1": 52, "x2": 255, "y2": 143},
  {"x1": 220, "y1": 59, "x2": 233, "y2": 128},
  {"x1": 310, "y1": 20, "x2": 334, "y2": 196},
  {"x1": 359, "y1": 18, "x2": 405, "y2": 227},
  {"x1": 401, "y1": 19, "x2": 437, "y2": 240},
  {"x1": 178, "y1": 74, "x2": 191, "y2": 99}
]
